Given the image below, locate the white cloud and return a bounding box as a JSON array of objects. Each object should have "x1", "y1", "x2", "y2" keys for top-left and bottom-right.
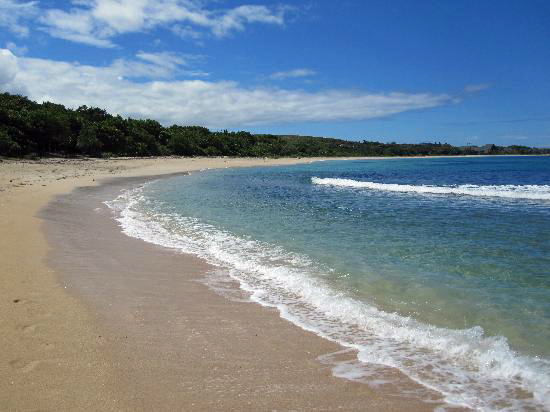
[
  {"x1": 38, "y1": 0, "x2": 288, "y2": 47},
  {"x1": 113, "y1": 51, "x2": 208, "y2": 78},
  {"x1": 210, "y1": 5, "x2": 285, "y2": 37},
  {"x1": 136, "y1": 51, "x2": 187, "y2": 69},
  {"x1": 0, "y1": 0, "x2": 38, "y2": 36},
  {"x1": 171, "y1": 24, "x2": 203, "y2": 41},
  {"x1": 271, "y1": 68, "x2": 316, "y2": 80},
  {"x1": 40, "y1": 7, "x2": 117, "y2": 48},
  {"x1": 0, "y1": 49, "x2": 18, "y2": 86},
  {"x1": 92, "y1": 0, "x2": 149, "y2": 32},
  {"x1": 465, "y1": 83, "x2": 490, "y2": 93},
  {"x1": 1, "y1": 50, "x2": 452, "y2": 128}
]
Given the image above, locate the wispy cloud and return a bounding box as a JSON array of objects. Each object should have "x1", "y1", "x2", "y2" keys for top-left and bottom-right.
[
  {"x1": 35, "y1": 0, "x2": 289, "y2": 48},
  {"x1": 445, "y1": 116, "x2": 550, "y2": 126},
  {"x1": 497, "y1": 134, "x2": 550, "y2": 146},
  {"x1": 0, "y1": 49, "x2": 453, "y2": 128},
  {"x1": 501, "y1": 134, "x2": 529, "y2": 141},
  {"x1": 127, "y1": 51, "x2": 209, "y2": 78},
  {"x1": 270, "y1": 68, "x2": 316, "y2": 80},
  {"x1": 0, "y1": 0, "x2": 38, "y2": 37},
  {"x1": 209, "y1": 5, "x2": 285, "y2": 37},
  {"x1": 464, "y1": 83, "x2": 491, "y2": 93},
  {"x1": 171, "y1": 24, "x2": 203, "y2": 42},
  {"x1": 5, "y1": 41, "x2": 28, "y2": 55}
]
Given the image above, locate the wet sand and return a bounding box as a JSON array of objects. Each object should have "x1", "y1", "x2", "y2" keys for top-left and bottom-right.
[{"x1": 1, "y1": 157, "x2": 452, "y2": 410}]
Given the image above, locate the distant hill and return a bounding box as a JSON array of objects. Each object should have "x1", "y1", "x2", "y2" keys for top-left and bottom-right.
[{"x1": 1, "y1": 92, "x2": 548, "y2": 158}]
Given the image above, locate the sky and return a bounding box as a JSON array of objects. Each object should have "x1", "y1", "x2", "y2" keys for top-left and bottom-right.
[{"x1": 0, "y1": 0, "x2": 549, "y2": 147}]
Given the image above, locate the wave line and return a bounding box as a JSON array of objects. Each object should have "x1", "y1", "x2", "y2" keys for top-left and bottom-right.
[{"x1": 311, "y1": 177, "x2": 550, "y2": 200}]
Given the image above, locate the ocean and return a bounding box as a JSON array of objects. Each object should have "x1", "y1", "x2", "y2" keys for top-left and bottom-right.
[{"x1": 107, "y1": 156, "x2": 550, "y2": 410}]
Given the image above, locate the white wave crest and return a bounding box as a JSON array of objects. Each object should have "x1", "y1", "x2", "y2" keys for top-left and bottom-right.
[
  {"x1": 311, "y1": 177, "x2": 550, "y2": 200},
  {"x1": 106, "y1": 184, "x2": 550, "y2": 411}
]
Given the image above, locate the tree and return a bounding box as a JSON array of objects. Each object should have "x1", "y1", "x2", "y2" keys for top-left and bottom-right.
[
  {"x1": 0, "y1": 128, "x2": 20, "y2": 156},
  {"x1": 76, "y1": 122, "x2": 102, "y2": 156},
  {"x1": 167, "y1": 126, "x2": 199, "y2": 156}
]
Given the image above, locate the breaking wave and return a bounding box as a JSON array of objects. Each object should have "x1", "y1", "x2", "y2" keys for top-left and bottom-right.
[
  {"x1": 105, "y1": 183, "x2": 550, "y2": 411},
  {"x1": 311, "y1": 177, "x2": 550, "y2": 200}
]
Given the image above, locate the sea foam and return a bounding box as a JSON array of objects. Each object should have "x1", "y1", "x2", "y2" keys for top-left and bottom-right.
[
  {"x1": 311, "y1": 177, "x2": 550, "y2": 200},
  {"x1": 106, "y1": 183, "x2": 550, "y2": 411}
]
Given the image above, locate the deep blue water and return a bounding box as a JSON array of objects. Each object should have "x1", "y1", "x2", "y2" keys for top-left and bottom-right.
[{"x1": 111, "y1": 156, "x2": 550, "y2": 410}]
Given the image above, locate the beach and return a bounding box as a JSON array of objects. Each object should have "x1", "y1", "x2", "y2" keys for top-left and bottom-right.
[
  {"x1": 2, "y1": 1, "x2": 547, "y2": 407},
  {"x1": 0, "y1": 157, "x2": 442, "y2": 411}
]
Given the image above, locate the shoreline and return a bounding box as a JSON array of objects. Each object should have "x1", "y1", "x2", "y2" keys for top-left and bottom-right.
[{"x1": 1, "y1": 156, "x2": 453, "y2": 410}]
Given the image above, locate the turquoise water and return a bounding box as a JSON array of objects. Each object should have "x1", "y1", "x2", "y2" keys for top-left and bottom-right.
[{"x1": 109, "y1": 156, "x2": 550, "y2": 410}]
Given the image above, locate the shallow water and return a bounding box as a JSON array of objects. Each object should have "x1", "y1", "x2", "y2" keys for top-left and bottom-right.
[{"x1": 108, "y1": 156, "x2": 550, "y2": 410}]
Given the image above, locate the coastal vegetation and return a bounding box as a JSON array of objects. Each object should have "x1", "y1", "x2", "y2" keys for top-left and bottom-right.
[{"x1": 1, "y1": 92, "x2": 548, "y2": 158}]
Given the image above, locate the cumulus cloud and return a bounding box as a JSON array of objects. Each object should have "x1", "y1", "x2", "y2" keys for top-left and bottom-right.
[
  {"x1": 270, "y1": 68, "x2": 316, "y2": 80},
  {"x1": 0, "y1": 0, "x2": 38, "y2": 36},
  {"x1": 38, "y1": 0, "x2": 288, "y2": 48},
  {"x1": 1, "y1": 50, "x2": 452, "y2": 128}
]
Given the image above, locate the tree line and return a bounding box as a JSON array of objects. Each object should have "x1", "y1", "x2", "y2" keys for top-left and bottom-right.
[{"x1": 1, "y1": 93, "x2": 548, "y2": 158}]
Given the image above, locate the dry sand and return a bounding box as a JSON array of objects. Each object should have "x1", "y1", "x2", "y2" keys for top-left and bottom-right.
[{"x1": 0, "y1": 156, "x2": 452, "y2": 411}]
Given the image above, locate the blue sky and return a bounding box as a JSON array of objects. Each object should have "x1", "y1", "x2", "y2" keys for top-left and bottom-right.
[{"x1": 0, "y1": 0, "x2": 549, "y2": 147}]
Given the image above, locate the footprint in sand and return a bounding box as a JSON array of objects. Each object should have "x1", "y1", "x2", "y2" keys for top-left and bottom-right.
[{"x1": 20, "y1": 324, "x2": 38, "y2": 334}]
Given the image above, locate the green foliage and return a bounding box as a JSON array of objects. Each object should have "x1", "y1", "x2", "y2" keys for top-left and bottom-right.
[
  {"x1": 0, "y1": 128, "x2": 20, "y2": 156},
  {"x1": 28, "y1": 103, "x2": 72, "y2": 153},
  {"x1": 166, "y1": 126, "x2": 201, "y2": 155},
  {"x1": 76, "y1": 122, "x2": 102, "y2": 156},
  {"x1": 0, "y1": 92, "x2": 548, "y2": 158}
]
